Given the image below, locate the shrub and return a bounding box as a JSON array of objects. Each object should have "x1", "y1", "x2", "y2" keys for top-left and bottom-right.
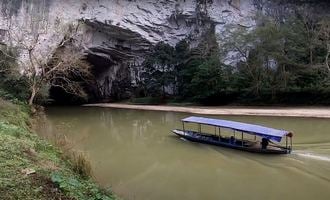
[{"x1": 0, "y1": 46, "x2": 30, "y2": 102}]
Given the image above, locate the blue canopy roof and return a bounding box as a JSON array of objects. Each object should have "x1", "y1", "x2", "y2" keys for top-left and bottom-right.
[{"x1": 182, "y1": 116, "x2": 292, "y2": 142}]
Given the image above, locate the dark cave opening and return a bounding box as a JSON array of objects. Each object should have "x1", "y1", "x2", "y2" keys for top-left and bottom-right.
[
  {"x1": 85, "y1": 53, "x2": 118, "y2": 102},
  {"x1": 49, "y1": 53, "x2": 115, "y2": 105}
]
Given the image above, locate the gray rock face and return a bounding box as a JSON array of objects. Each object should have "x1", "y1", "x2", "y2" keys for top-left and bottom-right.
[
  {"x1": 0, "y1": 0, "x2": 299, "y2": 101},
  {"x1": 0, "y1": 0, "x2": 257, "y2": 101}
]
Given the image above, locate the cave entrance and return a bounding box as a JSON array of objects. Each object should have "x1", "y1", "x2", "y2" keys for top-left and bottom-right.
[
  {"x1": 49, "y1": 53, "x2": 113, "y2": 105},
  {"x1": 49, "y1": 20, "x2": 147, "y2": 105},
  {"x1": 49, "y1": 51, "x2": 132, "y2": 105},
  {"x1": 84, "y1": 52, "x2": 117, "y2": 102}
]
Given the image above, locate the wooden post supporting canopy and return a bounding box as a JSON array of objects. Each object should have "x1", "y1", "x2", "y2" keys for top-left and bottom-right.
[
  {"x1": 219, "y1": 127, "x2": 221, "y2": 141},
  {"x1": 286, "y1": 136, "x2": 288, "y2": 149},
  {"x1": 241, "y1": 132, "x2": 244, "y2": 147}
]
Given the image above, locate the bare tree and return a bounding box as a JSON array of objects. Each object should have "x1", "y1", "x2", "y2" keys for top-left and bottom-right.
[
  {"x1": 298, "y1": 8, "x2": 319, "y2": 67},
  {"x1": 220, "y1": 24, "x2": 267, "y2": 95},
  {"x1": 318, "y1": 18, "x2": 330, "y2": 73},
  {"x1": 45, "y1": 42, "x2": 93, "y2": 101},
  {"x1": 4, "y1": 18, "x2": 93, "y2": 105}
]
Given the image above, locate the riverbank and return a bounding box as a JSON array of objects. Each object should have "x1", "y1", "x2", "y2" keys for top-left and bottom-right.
[
  {"x1": 85, "y1": 103, "x2": 330, "y2": 118},
  {"x1": 0, "y1": 98, "x2": 116, "y2": 200}
]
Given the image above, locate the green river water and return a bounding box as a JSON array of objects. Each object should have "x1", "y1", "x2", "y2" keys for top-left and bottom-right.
[{"x1": 37, "y1": 107, "x2": 330, "y2": 200}]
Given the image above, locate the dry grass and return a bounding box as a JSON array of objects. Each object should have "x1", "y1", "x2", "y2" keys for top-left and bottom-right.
[
  {"x1": 53, "y1": 133, "x2": 72, "y2": 149},
  {"x1": 67, "y1": 151, "x2": 92, "y2": 178},
  {"x1": 50, "y1": 133, "x2": 92, "y2": 178}
]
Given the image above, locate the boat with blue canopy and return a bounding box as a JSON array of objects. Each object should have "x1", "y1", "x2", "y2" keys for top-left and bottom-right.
[{"x1": 172, "y1": 116, "x2": 293, "y2": 154}]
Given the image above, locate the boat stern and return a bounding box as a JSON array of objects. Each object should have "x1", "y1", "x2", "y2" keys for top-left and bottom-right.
[{"x1": 172, "y1": 129, "x2": 185, "y2": 137}]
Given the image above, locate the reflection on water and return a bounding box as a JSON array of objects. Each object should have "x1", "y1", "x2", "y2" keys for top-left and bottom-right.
[{"x1": 37, "y1": 107, "x2": 330, "y2": 200}]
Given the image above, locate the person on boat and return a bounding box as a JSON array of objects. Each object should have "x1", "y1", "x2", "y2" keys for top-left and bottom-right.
[
  {"x1": 261, "y1": 138, "x2": 269, "y2": 149},
  {"x1": 230, "y1": 136, "x2": 236, "y2": 144}
]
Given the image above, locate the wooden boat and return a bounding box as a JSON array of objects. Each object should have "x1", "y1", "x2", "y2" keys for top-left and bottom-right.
[{"x1": 172, "y1": 116, "x2": 293, "y2": 154}]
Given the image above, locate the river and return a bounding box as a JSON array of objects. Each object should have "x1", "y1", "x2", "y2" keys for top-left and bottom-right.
[{"x1": 37, "y1": 107, "x2": 330, "y2": 200}]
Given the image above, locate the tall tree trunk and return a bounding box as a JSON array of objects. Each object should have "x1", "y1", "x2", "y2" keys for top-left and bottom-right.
[
  {"x1": 162, "y1": 84, "x2": 165, "y2": 98},
  {"x1": 282, "y1": 64, "x2": 287, "y2": 89},
  {"x1": 29, "y1": 86, "x2": 36, "y2": 106},
  {"x1": 310, "y1": 46, "x2": 313, "y2": 66},
  {"x1": 326, "y1": 43, "x2": 330, "y2": 73},
  {"x1": 28, "y1": 49, "x2": 38, "y2": 106},
  {"x1": 28, "y1": 78, "x2": 38, "y2": 106},
  {"x1": 162, "y1": 65, "x2": 166, "y2": 98}
]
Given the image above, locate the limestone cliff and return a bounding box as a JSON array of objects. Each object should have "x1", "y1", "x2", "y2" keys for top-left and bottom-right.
[{"x1": 0, "y1": 0, "x2": 328, "y2": 101}]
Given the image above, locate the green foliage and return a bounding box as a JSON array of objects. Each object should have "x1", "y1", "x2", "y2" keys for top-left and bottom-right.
[
  {"x1": 141, "y1": 42, "x2": 176, "y2": 97},
  {"x1": 0, "y1": 98, "x2": 29, "y2": 128},
  {"x1": 178, "y1": 29, "x2": 224, "y2": 100},
  {"x1": 138, "y1": 11, "x2": 330, "y2": 105},
  {"x1": 188, "y1": 56, "x2": 225, "y2": 100},
  {"x1": 0, "y1": 45, "x2": 18, "y2": 74},
  {"x1": 51, "y1": 172, "x2": 113, "y2": 200},
  {"x1": 140, "y1": 27, "x2": 230, "y2": 103},
  {"x1": 0, "y1": 77, "x2": 30, "y2": 101},
  {"x1": 0, "y1": 46, "x2": 30, "y2": 102},
  {"x1": 0, "y1": 98, "x2": 117, "y2": 200},
  {"x1": 219, "y1": 12, "x2": 330, "y2": 104},
  {"x1": 130, "y1": 97, "x2": 163, "y2": 105},
  {"x1": 0, "y1": 122, "x2": 26, "y2": 138}
]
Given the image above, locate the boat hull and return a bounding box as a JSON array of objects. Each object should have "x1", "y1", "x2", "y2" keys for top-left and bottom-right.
[{"x1": 172, "y1": 129, "x2": 290, "y2": 154}]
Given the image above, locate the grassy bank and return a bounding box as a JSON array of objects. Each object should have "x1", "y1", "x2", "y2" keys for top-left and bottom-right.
[{"x1": 0, "y1": 97, "x2": 116, "y2": 200}]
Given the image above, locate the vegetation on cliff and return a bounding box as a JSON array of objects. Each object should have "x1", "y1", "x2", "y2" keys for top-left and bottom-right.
[{"x1": 137, "y1": 11, "x2": 330, "y2": 105}]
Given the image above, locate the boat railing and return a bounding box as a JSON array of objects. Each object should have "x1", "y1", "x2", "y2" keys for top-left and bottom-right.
[
  {"x1": 179, "y1": 129, "x2": 291, "y2": 152},
  {"x1": 268, "y1": 141, "x2": 291, "y2": 151}
]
